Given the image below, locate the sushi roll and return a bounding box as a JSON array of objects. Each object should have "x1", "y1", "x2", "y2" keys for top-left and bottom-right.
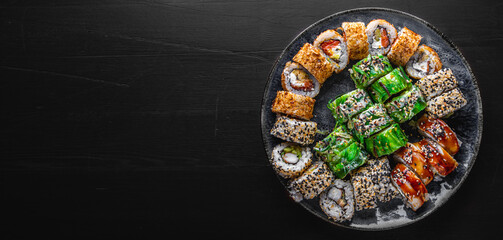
[
  {"x1": 319, "y1": 179, "x2": 355, "y2": 222},
  {"x1": 314, "y1": 125, "x2": 356, "y2": 162},
  {"x1": 426, "y1": 88, "x2": 467, "y2": 118},
  {"x1": 367, "y1": 66, "x2": 413, "y2": 103},
  {"x1": 365, "y1": 123, "x2": 408, "y2": 157},
  {"x1": 288, "y1": 161, "x2": 334, "y2": 201},
  {"x1": 341, "y1": 22, "x2": 369, "y2": 60},
  {"x1": 405, "y1": 45, "x2": 442, "y2": 79},
  {"x1": 414, "y1": 139, "x2": 458, "y2": 177},
  {"x1": 348, "y1": 104, "x2": 393, "y2": 143},
  {"x1": 415, "y1": 68, "x2": 458, "y2": 101},
  {"x1": 271, "y1": 90, "x2": 315, "y2": 120},
  {"x1": 368, "y1": 157, "x2": 398, "y2": 202},
  {"x1": 385, "y1": 85, "x2": 427, "y2": 123},
  {"x1": 349, "y1": 54, "x2": 393, "y2": 89},
  {"x1": 393, "y1": 143, "x2": 434, "y2": 185},
  {"x1": 293, "y1": 43, "x2": 335, "y2": 84},
  {"x1": 326, "y1": 142, "x2": 368, "y2": 179},
  {"x1": 270, "y1": 115, "x2": 317, "y2": 145},
  {"x1": 351, "y1": 165, "x2": 377, "y2": 210},
  {"x1": 281, "y1": 61, "x2": 321, "y2": 98},
  {"x1": 327, "y1": 89, "x2": 373, "y2": 124},
  {"x1": 387, "y1": 27, "x2": 422, "y2": 66},
  {"x1": 270, "y1": 142, "x2": 313, "y2": 179},
  {"x1": 417, "y1": 114, "x2": 461, "y2": 155},
  {"x1": 390, "y1": 163, "x2": 428, "y2": 211},
  {"x1": 366, "y1": 19, "x2": 398, "y2": 56},
  {"x1": 313, "y1": 29, "x2": 349, "y2": 73}
]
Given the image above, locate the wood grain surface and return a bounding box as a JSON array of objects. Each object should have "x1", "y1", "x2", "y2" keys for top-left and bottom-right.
[{"x1": 1, "y1": 0, "x2": 502, "y2": 238}]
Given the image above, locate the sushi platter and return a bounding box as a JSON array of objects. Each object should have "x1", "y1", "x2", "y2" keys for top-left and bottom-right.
[{"x1": 260, "y1": 8, "x2": 482, "y2": 230}]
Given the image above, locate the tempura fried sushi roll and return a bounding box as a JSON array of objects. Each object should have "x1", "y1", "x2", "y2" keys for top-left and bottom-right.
[
  {"x1": 387, "y1": 27, "x2": 422, "y2": 66},
  {"x1": 385, "y1": 85, "x2": 427, "y2": 123},
  {"x1": 319, "y1": 179, "x2": 355, "y2": 222},
  {"x1": 393, "y1": 143, "x2": 434, "y2": 185},
  {"x1": 271, "y1": 142, "x2": 313, "y2": 179},
  {"x1": 348, "y1": 104, "x2": 393, "y2": 143},
  {"x1": 327, "y1": 89, "x2": 373, "y2": 124},
  {"x1": 293, "y1": 43, "x2": 335, "y2": 84},
  {"x1": 281, "y1": 61, "x2": 321, "y2": 98},
  {"x1": 366, "y1": 19, "x2": 397, "y2": 56},
  {"x1": 313, "y1": 29, "x2": 349, "y2": 73},
  {"x1": 426, "y1": 88, "x2": 467, "y2": 118},
  {"x1": 326, "y1": 142, "x2": 368, "y2": 179},
  {"x1": 271, "y1": 90, "x2": 315, "y2": 120},
  {"x1": 270, "y1": 116, "x2": 317, "y2": 145},
  {"x1": 288, "y1": 161, "x2": 334, "y2": 201},
  {"x1": 314, "y1": 125, "x2": 356, "y2": 162},
  {"x1": 417, "y1": 114, "x2": 460, "y2": 155},
  {"x1": 391, "y1": 163, "x2": 428, "y2": 211},
  {"x1": 365, "y1": 123, "x2": 408, "y2": 157},
  {"x1": 405, "y1": 45, "x2": 442, "y2": 79},
  {"x1": 414, "y1": 139, "x2": 458, "y2": 177},
  {"x1": 349, "y1": 54, "x2": 393, "y2": 88},
  {"x1": 342, "y1": 22, "x2": 369, "y2": 60},
  {"x1": 415, "y1": 68, "x2": 458, "y2": 100},
  {"x1": 367, "y1": 66, "x2": 412, "y2": 103}
]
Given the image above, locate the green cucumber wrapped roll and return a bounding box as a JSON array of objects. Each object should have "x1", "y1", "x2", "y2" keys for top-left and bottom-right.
[
  {"x1": 349, "y1": 54, "x2": 393, "y2": 88},
  {"x1": 348, "y1": 104, "x2": 393, "y2": 143},
  {"x1": 327, "y1": 89, "x2": 373, "y2": 124},
  {"x1": 327, "y1": 142, "x2": 368, "y2": 179},
  {"x1": 385, "y1": 85, "x2": 427, "y2": 123},
  {"x1": 365, "y1": 123, "x2": 408, "y2": 157},
  {"x1": 367, "y1": 66, "x2": 412, "y2": 103},
  {"x1": 314, "y1": 125, "x2": 356, "y2": 162}
]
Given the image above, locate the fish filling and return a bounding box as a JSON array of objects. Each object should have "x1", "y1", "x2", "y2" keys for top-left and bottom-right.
[
  {"x1": 320, "y1": 39, "x2": 342, "y2": 64},
  {"x1": 288, "y1": 69, "x2": 314, "y2": 91},
  {"x1": 372, "y1": 27, "x2": 390, "y2": 50}
]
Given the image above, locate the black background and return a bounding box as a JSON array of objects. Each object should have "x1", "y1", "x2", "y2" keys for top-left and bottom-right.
[{"x1": 1, "y1": 0, "x2": 501, "y2": 238}]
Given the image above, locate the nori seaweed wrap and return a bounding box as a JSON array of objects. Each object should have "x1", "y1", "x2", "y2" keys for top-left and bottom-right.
[
  {"x1": 348, "y1": 104, "x2": 393, "y2": 143},
  {"x1": 327, "y1": 89, "x2": 373, "y2": 124},
  {"x1": 367, "y1": 66, "x2": 412, "y2": 103},
  {"x1": 349, "y1": 54, "x2": 393, "y2": 89},
  {"x1": 385, "y1": 85, "x2": 427, "y2": 123},
  {"x1": 365, "y1": 123, "x2": 408, "y2": 157}
]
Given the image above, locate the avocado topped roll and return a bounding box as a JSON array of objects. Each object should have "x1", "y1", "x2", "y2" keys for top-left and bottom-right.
[
  {"x1": 326, "y1": 142, "x2": 368, "y2": 179},
  {"x1": 281, "y1": 61, "x2": 321, "y2": 98},
  {"x1": 426, "y1": 88, "x2": 467, "y2": 118},
  {"x1": 314, "y1": 125, "x2": 356, "y2": 162},
  {"x1": 342, "y1": 22, "x2": 369, "y2": 60},
  {"x1": 349, "y1": 54, "x2": 393, "y2": 89},
  {"x1": 348, "y1": 104, "x2": 393, "y2": 143},
  {"x1": 319, "y1": 179, "x2": 355, "y2": 222},
  {"x1": 405, "y1": 45, "x2": 442, "y2": 79},
  {"x1": 365, "y1": 123, "x2": 408, "y2": 157},
  {"x1": 271, "y1": 90, "x2": 315, "y2": 120},
  {"x1": 313, "y1": 29, "x2": 349, "y2": 73},
  {"x1": 387, "y1": 27, "x2": 422, "y2": 66},
  {"x1": 271, "y1": 142, "x2": 313, "y2": 179},
  {"x1": 391, "y1": 163, "x2": 428, "y2": 211},
  {"x1": 385, "y1": 85, "x2": 427, "y2": 123},
  {"x1": 417, "y1": 114, "x2": 461, "y2": 155},
  {"x1": 367, "y1": 66, "x2": 413, "y2": 103},
  {"x1": 293, "y1": 43, "x2": 335, "y2": 84},
  {"x1": 366, "y1": 19, "x2": 397, "y2": 56},
  {"x1": 415, "y1": 68, "x2": 458, "y2": 101},
  {"x1": 270, "y1": 115, "x2": 317, "y2": 145},
  {"x1": 288, "y1": 161, "x2": 334, "y2": 201},
  {"x1": 327, "y1": 89, "x2": 373, "y2": 124}
]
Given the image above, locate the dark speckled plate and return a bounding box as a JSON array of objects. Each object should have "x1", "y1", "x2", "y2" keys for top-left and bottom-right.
[{"x1": 260, "y1": 8, "x2": 482, "y2": 230}]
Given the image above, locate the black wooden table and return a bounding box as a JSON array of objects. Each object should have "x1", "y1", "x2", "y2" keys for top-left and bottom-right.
[{"x1": 1, "y1": 0, "x2": 501, "y2": 238}]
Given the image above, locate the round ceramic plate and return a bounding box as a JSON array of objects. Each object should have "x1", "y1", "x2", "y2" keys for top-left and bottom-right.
[{"x1": 260, "y1": 8, "x2": 483, "y2": 230}]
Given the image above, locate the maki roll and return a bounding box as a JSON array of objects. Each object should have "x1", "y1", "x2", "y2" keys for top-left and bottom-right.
[
  {"x1": 314, "y1": 125, "x2": 356, "y2": 162},
  {"x1": 368, "y1": 157, "x2": 398, "y2": 203},
  {"x1": 415, "y1": 68, "x2": 458, "y2": 101},
  {"x1": 313, "y1": 29, "x2": 349, "y2": 73},
  {"x1": 366, "y1": 19, "x2": 397, "y2": 56},
  {"x1": 349, "y1": 54, "x2": 393, "y2": 89},
  {"x1": 393, "y1": 143, "x2": 434, "y2": 185},
  {"x1": 405, "y1": 45, "x2": 442, "y2": 79},
  {"x1": 270, "y1": 142, "x2": 313, "y2": 179},
  {"x1": 281, "y1": 61, "x2": 321, "y2": 98},
  {"x1": 348, "y1": 104, "x2": 393, "y2": 143},
  {"x1": 351, "y1": 165, "x2": 377, "y2": 210},
  {"x1": 270, "y1": 115, "x2": 317, "y2": 145},
  {"x1": 342, "y1": 22, "x2": 369, "y2": 60},
  {"x1": 417, "y1": 114, "x2": 461, "y2": 155},
  {"x1": 293, "y1": 43, "x2": 335, "y2": 84},
  {"x1": 327, "y1": 89, "x2": 373, "y2": 124},
  {"x1": 365, "y1": 123, "x2": 408, "y2": 157},
  {"x1": 426, "y1": 88, "x2": 467, "y2": 118},
  {"x1": 391, "y1": 163, "x2": 428, "y2": 211},
  {"x1": 414, "y1": 139, "x2": 458, "y2": 177},
  {"x1": 288, "y1": 161, "x2": 334, "y2": 201},
  {"x1": 367, "y1": 66, "x2": 413, "y2": 103},
  {"x1": 385, "y1": 85, "x2": 427, "y2": 123},
  {"x1": 271, "y1": 90, "x2": 315, "y2": 120},
  {"x1": 326, "y1": 142, "x2": 368, "y2": 179},
  {"x1": 387, "y1": 27, "x2": 422, "y2": 66},
  {"x1": 319, "y1": 179, "x2": 355, "y2": 222}
]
